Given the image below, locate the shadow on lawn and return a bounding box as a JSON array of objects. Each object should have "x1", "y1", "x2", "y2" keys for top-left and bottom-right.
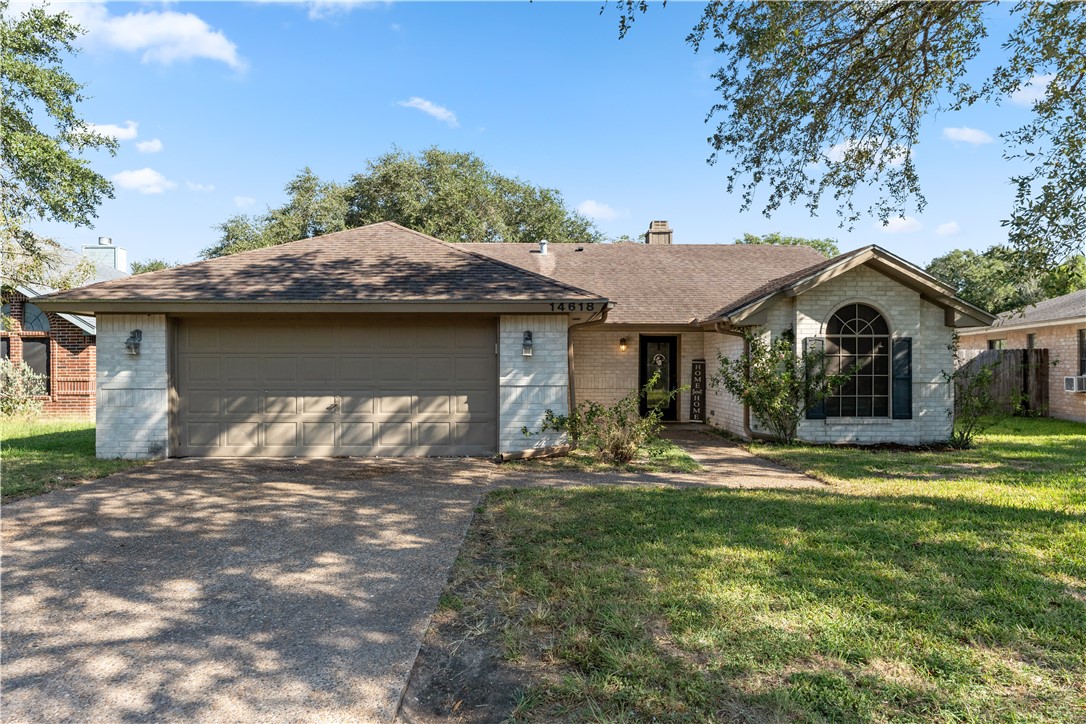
[
  {"x1": 492, "y1": 484, "x2": 1086, "y2": 721},
  {"x1": 1, "y1": 458, "x2": 491, "y2": 721}
]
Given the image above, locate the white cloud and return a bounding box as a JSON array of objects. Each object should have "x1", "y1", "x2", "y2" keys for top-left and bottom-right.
[
  {"x1": 112, "y1": 168, "x2": 176, "y2": 194},
  {"x1": 234, "y1": 196, "x2": 257, "y2": 208},
  {"x1": 306, "y1": 1, "x2": 384, "y2": 20},
  {"x1": 576, "y1": 200, "x2": 620, "y2": 221},
  {"x1": 187, "y1": 182, "x2": 215, "y2": 192},
  {"x1": 876, "y1": 216, "x2": 923, "y2": 234},
  {"x1": 824, "y1": 138, "x2": 908, "y2": 167},
  {"x1": 942, "y1": 127, "x2": 994, "y2": 145},
  {"x1": 935, "y1": 221, "x2": 961, "y2": 237},
  {"x1": 88, "y1": 120, "x2": 139, "y2": 141},
  {"x1": 136, "y1": 138, "x2": 163, "y2": 153},
  {"x1": 1011, "y1": 74, "x2": 1055, "y2": 106},
  {"x1": 64, "y1": 2, "x2": 245, "y2": 70},
  {"x1": 396, "y1": 97, "x2": 458, "y2": 127}
]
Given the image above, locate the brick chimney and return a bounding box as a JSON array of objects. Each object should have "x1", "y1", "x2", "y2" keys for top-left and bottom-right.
[{"x1": 644, "y1": 220, "x2": 672, "y2": 245}]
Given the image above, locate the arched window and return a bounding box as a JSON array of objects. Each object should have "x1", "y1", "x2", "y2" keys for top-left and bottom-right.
[
  {"x1": 22, "y1": 302, "x2": 50, "y2": 332},
  {"x1": 825, "y1": 303, "x2": 890, "y2": 417}
]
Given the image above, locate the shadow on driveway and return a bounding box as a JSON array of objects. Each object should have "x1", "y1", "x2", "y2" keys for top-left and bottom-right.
[{"x1": 1, "y1": 458, "x2": 497, "y2": 723}]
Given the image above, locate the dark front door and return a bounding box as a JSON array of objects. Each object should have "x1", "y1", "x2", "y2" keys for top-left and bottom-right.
[{"x1": 639, "y1": 335, "x2": 678, "y2": 420}]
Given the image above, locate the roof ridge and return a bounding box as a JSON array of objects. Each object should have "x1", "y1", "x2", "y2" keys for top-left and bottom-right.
[{"x1": 445, "y1": 240, "x2": 607, "y2": 299}]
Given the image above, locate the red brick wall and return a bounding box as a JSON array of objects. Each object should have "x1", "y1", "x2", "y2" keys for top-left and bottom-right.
[
  {"x1": 2, "y1": 291, "x2": 96, "y2": 418},
  {"x1": 959, "y1": 322, "x2": 1086, "y2": 423}
]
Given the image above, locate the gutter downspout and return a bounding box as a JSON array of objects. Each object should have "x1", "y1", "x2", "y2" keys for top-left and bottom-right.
[
  {"x1": 713, "y1": 321, "x2": 776, "y2": 442},
  {"x1": 568, "y1": 303, "x2": 613, "y2": 413}
]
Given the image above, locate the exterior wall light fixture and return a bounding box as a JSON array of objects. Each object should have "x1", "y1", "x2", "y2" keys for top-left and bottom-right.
[
  {"x1": 125, "y1": 329, "x2": 142, "y2": 355},
  {"x1": 619, "y1": 337, "x2": 627, "y2": 352},
  {"x1": 522, "y1": 331, "x2": 533, "y2": 357}
]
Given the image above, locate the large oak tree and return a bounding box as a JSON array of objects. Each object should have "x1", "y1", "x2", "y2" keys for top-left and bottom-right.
[
  {"x1": 610, "y1": 1, "x2": 1086, "y2": 279},
  {"x1": 203, "y1": 148, "x2": 601, "y2": 258},
  {"x1": 1, "y1": 1, "x2": 116, "y2": 288}
]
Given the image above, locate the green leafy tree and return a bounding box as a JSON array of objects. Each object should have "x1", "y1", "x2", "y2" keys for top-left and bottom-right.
[
  {"x1": 735, "y1": 232, "x2": 839, "y2": 258},
  {"x1": 711, "y1": 328, "x2": 852, "y2": 444},
  {"x1": 1, "y1": 1, "x2": 116, "y2": 288},
  {"x1": 130, "y1": 259, "x2": 180, "y2": 275},
  {"x1": 609, "y1": 2, "x2": 1086, "y2": 274},
  {"x1": 926, "y1": 245, "x2": 1085, "y2": 314},
  {"x1": 346, "y1": 147, "x2": 601, "y2": 245},
  {"x1": 202, "y1": 168, "x2": 348, "y2": 258}
]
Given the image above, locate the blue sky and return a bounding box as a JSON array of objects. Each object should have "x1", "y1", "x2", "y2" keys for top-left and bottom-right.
[{"x1": 20, "y1": 1, "x2": 1047, "y2": 268}]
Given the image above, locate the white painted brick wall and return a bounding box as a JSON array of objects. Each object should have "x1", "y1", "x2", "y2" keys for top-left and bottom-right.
[
  {"x1": 96, "y1": 315, "x2": 169, "y2": 459},
  {"x1": 704, "y1": 332, "x2": 746, "y2": 436},
  {"x1": 499, "y1": 314, "x2": 569, "y2": 452},
  {"x1": 793, "y1": 265, "x2": 954, "y2": 445}
]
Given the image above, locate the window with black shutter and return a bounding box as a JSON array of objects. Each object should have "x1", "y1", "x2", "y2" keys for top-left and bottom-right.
[{"x1": 21, "y1": 338, "x2": 50, "y2": 393}]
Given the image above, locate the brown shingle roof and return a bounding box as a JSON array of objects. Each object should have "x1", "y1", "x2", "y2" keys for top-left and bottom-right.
[
  {"x1": 993, "y1": 289, "x2": 1086, "y2": 327},
  {"x1": 40, "y1": 222, "x2": 602, "y2": 304},
  {"x1": 463, "y1": 242, "x2": 827, "y2": 325}
]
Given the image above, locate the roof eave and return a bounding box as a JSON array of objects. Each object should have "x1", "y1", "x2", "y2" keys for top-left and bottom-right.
[
  {"x1": 33, "y1": 298, "x2": 611, "y2": 316},
  {"x1": 712, "y1": 246, "x2": 997, "y2": 328}
]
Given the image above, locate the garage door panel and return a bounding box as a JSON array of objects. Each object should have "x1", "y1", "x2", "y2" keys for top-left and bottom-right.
[
  {"x1": 187, "y1": 358, "x2": 222, "y2": 383},
  {"x1": 265, "y1": 423, "x2": 298, "y2": 446},
  {"x1": 300, "y1": 358, "x2": 336, "y2": 382},
  {"x1": 340, "y1": 422, "x2": 375, "y2": 447},
  {"x1": 417, "y1": 357, "x2": 452, "y2": 381},
  {"x1": 378, "y1": 394, "x2": 414, "y2": 415},
  {"x1": 264, "y1": 357, "x2": 298, "y2": 382},
  {"x1": 338, "y1": 357, "x2": 374, "y2": 381},
  {"x1": 301, "y1": 395, "x2": 338, "y2": 414},
  {"x1": 303, "y1": 422, "x2": 335, "y2": 446},
  {"x1": 226, "y1": 422, "x2": 260, "y2": 446},
  {"x1": 340, "y1": 393, "x2": 375, "y2": 415},
  {"x1": 176, "y1": 317, "x2": 496, "y2": 457},
  {"x1": 418, "y1": 422, "x2": 451, "y2": 446},
  {"x1": 224, "y1": 357, "x2": 260, "y2": 382},
  {"x1": 454, "y1": 357, "x2": 492, "y2": 382},
  {"x1": 378, "y1": 357, "x2": 416, "y2": 382},
  {"x1": 378, "y1": 422, "x2": 413, "y2": 447},
  {"x1": 224, "y1": 393, "x2": 260, "y2": 415},
  {"x1": 186, "y1": 422, "x2": 220, "y2": 447},
  {"x1": 185, "y1": 391, "x2": 221, "y2": 415},
  {"x1": 417, "y1": 393, "x2": 451, "y2": 415}
]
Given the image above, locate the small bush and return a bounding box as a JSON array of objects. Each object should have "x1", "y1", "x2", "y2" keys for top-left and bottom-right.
[
  {"x1": 527, "y1": 373, "x2": 681, "y2": 464},
  {"x1": 0, "y1": 358, "x2": 46, "y2": 417},
  {"x1": 946, "y1": 345, "x2": 1002, "y2": 449}
]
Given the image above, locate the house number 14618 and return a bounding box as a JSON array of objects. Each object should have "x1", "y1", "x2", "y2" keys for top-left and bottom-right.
[{"x1": 549, "y1": 302, "x2": 596, "y2": 312}]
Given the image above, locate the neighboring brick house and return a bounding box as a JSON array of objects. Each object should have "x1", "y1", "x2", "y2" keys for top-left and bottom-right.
[
  {"x1": 37, "y1": 221, "x2": 995, "y2": 459},
  {"x1": 957, "y1": 289, "x2": 1086, "y2": 423},
  {"x1": 2, "y1": 243, "x2": 128, "y2": 418}
]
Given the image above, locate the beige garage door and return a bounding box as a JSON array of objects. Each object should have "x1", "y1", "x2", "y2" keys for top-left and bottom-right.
[{"x1": 175, "y1": 316, "x2": 497, "y2": 457}]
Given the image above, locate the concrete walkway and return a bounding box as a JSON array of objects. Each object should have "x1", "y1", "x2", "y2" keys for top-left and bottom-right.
[{"x1": 659, "y1": 426, "x2": 824, "y2": 488}]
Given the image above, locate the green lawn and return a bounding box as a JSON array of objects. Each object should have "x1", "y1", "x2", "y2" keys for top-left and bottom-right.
[
  {"x1": 0, "y1": 419, "x2": 145, "y2": 503},
  {"x1": 449, "y1": 417, "x2": 1086, "y2": 721}
]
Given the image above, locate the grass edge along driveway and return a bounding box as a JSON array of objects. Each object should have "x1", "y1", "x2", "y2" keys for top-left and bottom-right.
[
  {"x1": 1, "y1": 419, "x2": 145, "y2": 503},
  {"x1": 436, "y1": 417, "x2": 1086, "y2": 722}
]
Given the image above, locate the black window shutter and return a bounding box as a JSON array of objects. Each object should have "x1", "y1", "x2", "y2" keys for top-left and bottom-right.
[
  {"x1": 892, "y1": 337, "x2": 912, "y2": 419},
  {"x1": 804, "y1": 337, "x2": 827, "y2": 420}
]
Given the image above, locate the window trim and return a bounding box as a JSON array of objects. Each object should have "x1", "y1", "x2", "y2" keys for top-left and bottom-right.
[
  {"x1": 20, "y1": 337, "x2": 51, "y2": 395},
  {"x1": 1078, "y1": 329, "x2": 1086, "y2": 376}
]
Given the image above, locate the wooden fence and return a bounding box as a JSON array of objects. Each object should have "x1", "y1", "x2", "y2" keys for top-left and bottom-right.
[{"x1": 957, "y1": 348, "x2": 1049, "y2": 415}]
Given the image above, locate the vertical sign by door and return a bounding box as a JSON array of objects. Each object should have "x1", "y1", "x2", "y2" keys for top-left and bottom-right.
[{"x1": 690, "y1": 359, "x2": 706, "y2": 422}]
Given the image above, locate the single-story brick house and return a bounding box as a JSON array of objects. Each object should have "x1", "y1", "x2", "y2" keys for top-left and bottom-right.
[
  {"x1": 2, "y1": 242, "x2": 128, "y2": 417},
  {"x1": 37, "y1": 221, "x2": 995, "y2": 458},
  {"x1": 957, "y1": 289, "x2": 1086, "y2": 423}
]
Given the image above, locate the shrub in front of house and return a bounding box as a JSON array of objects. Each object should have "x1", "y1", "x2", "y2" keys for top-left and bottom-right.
[
  {"x1": 528, "y1": 373, "x2": 680, "y2": 464},
  {"x1": 0, "y1": 358, "x2": 46, "y2": 417}
]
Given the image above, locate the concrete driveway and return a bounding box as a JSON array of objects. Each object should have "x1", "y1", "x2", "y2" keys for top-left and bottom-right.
[{"x1": 1, "y1": 458, "x2": 498, "y2": 723}]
